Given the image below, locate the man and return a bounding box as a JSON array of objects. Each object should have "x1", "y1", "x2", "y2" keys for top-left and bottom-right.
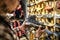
[{"x1": 0, "y1": 0, "x2": 19, "y2": 40}]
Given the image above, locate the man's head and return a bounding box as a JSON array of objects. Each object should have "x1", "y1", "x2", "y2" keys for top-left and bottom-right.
[
  {"x1": 0, "y1": 0, "x2": 19, "y2": 13},
  {"x1": 0, "y1": 0, "x2": 19, "y2": 40}
]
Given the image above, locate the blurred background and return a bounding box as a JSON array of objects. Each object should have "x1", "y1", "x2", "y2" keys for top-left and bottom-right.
[{"x1": 9, "y1": 0, "x2": 60, "y2": 40}]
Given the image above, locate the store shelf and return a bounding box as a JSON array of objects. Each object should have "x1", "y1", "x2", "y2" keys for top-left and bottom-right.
[
  {"x1": 55, "y1": 14, "x2": 60, "y2": 18},
  {"x1": 43, "y1": 14, "x2": 54, "y2": 18},
  {"x1": 35, "y1": 0, "x2": 47, "y2": 4},
  {"x1": 36, "y1": 14, "x2": 43, "y2": 18},
  {"x1": 27, "y1": 0, "x2": 59, "y2": 40},
  {"x1": 54, "y1": 24, "x2": 60, "y2": 28}
]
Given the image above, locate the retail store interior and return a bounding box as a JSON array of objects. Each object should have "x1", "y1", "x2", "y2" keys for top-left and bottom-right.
[{"x1": 0, "y1": 0, "x2": 60, "y2": 40}]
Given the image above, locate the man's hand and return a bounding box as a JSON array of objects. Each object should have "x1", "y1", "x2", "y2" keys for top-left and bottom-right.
[{"x1": 35, "y1": 25, "x2": 45, "y2": 38}]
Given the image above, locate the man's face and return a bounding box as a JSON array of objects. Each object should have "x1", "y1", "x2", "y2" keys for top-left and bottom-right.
[{"x1": 5, "y1": 0, "x2": 19, "y2": 13}]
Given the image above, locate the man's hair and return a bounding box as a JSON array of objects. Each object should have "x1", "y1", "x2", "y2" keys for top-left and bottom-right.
[{"x1": 0, "y1": 0, "x2": 18, "y2": 13}]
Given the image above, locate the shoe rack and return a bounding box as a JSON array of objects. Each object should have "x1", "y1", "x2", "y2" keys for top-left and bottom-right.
[{"x1": 27, "y1": 0, "x2": 60, "y2": 40}]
